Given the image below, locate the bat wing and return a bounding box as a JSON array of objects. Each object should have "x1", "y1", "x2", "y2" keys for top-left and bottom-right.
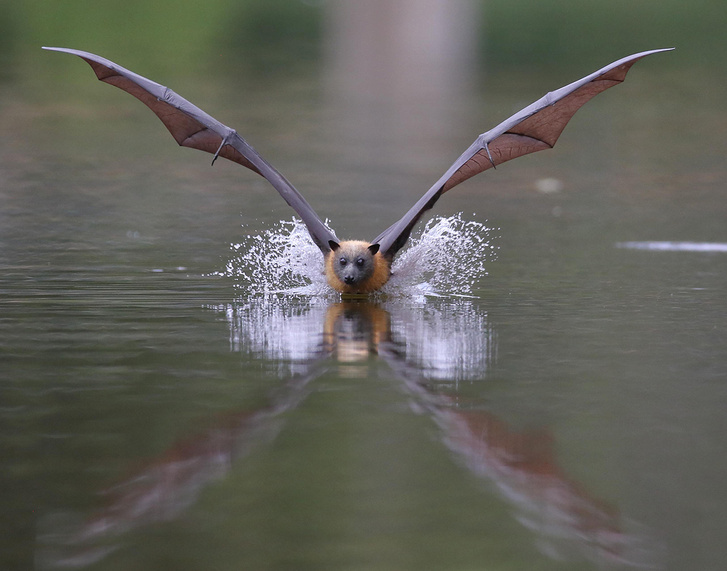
[
  {"x1": 373, "y1": 48, "x2": 673, "y2": 259},
  {"x1": 43, "y1": 47, "x2": 338, "y2": 254}
]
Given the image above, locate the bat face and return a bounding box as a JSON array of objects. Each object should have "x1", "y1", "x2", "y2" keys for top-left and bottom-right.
[{"x1": 325, "y1": 241, "x2": 390, "y2": 294}]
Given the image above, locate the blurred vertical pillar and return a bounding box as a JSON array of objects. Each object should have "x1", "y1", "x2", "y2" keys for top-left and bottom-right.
[
  {"x1": 325, "y1": 0, "x2": 480, "y2": 103},
  {"x1": 323, "y1": 0, "x2": 482, "y2": 188}
]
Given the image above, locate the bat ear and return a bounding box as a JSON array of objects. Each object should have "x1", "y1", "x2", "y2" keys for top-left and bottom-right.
[
  {"x1": 368, "y1": 243, "x2": 380, "y2": 255},
  {"x1": 328, "y1": 240, "x2": 340, "y2": 252}
]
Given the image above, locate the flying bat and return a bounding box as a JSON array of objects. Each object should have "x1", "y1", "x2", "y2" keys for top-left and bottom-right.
[{"x1": 43, "y1": 46, "x2": 671, "y2": 294}]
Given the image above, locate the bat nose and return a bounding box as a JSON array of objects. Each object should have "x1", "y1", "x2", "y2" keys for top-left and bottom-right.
[{"x1": 344, "y1": 276, "x2": 355, "y2": 285}]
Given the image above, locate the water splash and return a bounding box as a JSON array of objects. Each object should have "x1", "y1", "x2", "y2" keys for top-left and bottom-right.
[
  {"x1": 218, "y1": 219, "x2": 330, "y2": 296},
  {"x1": 217, "y1": 214, "x2": 498, "y2": 297},
  {"x1": 385, "y1": 214, "x2": 498, "y2": 296}
]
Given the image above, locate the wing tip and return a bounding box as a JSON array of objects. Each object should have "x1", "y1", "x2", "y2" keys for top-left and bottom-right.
[
  {"x1": 42, "y1": 46, "x2": 76, "y2": 54},
  {"x1": 42, "y1": 46, "x2": 99, "y2": 62},
  {"x1": 627, "y1": 47, "x2": 675, "y2": 62}
]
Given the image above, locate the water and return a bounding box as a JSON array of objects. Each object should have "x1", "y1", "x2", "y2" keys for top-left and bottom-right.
[{"x1": 3, "y1": 38, "x2": 727, "y2": 571}]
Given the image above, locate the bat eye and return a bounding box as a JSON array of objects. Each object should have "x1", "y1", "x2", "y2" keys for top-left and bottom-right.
[
  {"x1": 355, "y1": 257, "x2": 365, "y2": 267},
  {"x1": 339, "y1": 257, "x2": 347, "y2": 266}
]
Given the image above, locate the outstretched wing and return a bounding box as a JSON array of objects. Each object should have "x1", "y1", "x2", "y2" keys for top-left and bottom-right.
[
  {"x1": 43, "y1": 47, "x2": 338, "y2": 254},
  {"x1": 373, "y1": 48, "x2": 673, "y2": 258}
]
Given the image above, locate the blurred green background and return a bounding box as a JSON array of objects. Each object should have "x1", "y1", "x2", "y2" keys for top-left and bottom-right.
[{"x1": 0, "y1": 0, "x2": 722, "y2": 79}]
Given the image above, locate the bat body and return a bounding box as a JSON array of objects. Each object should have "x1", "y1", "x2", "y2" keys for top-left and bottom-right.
[{"x1": 44, "y1": 46, "x2": 671, "y2": 294}]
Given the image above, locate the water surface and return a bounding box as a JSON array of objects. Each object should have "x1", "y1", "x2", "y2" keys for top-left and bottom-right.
[{"x1": 2, "y1": 41, "x2": 727, "y2": 571}]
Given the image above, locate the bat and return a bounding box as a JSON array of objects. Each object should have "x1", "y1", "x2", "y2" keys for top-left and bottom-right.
[{"x1": 43, "y1": 46, "x2": 672, "y2": 294}]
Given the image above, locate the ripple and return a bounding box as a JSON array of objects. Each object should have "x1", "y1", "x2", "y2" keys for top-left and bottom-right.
[{"x1": 616, "y1": 241, "x2": 727, "y2": 252}]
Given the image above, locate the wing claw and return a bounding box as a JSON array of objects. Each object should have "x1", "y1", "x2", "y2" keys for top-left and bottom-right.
[
  {"x1": 211, "y1": 131, "x2": 233, "y2": 166},
  {"x1": 484, "y1": 142, "x2": 497, "y2": 170}
]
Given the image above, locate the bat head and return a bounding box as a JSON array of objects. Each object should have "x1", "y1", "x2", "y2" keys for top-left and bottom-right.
[{"x1": 325, "y1": 240, "x2": 389, "y2": 294}]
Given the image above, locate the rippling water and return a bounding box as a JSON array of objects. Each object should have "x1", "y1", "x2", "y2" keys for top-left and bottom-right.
[{"x1": 616, "y1": 241, "x2": 727, "y2": 252}]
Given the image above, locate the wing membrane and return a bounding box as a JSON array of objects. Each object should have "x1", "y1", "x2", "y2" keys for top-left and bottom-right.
[
  {"x1": 44, "y1": 47, "x2": 338, "y2": 253},
  {"x1": 374, "y1": 48, "x2": 672, "y2": 258}
]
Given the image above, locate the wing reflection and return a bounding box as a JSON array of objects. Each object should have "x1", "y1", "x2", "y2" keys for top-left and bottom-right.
[
  {"x1": 389, "y1": 366, "x2": 655, "y2": 566},
  {"x1": 36, "y1": 365, "x2": 321, "y2": 569},
  {"x1": 37, "y1": 298, "x2": 658, "y2": 569}
]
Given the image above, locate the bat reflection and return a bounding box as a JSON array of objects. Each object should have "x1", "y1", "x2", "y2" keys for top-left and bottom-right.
[{"x1": 37, "y1": 299, "x2": 658, "y2": 568}]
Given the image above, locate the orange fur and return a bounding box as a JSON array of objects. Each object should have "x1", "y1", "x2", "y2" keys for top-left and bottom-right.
[
  {"x1": 322, "y1": 301, "x2": 392, "y2": 359},
  {"x1": 325, "y1": 240, "x2": 391, "y2": 294}
]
